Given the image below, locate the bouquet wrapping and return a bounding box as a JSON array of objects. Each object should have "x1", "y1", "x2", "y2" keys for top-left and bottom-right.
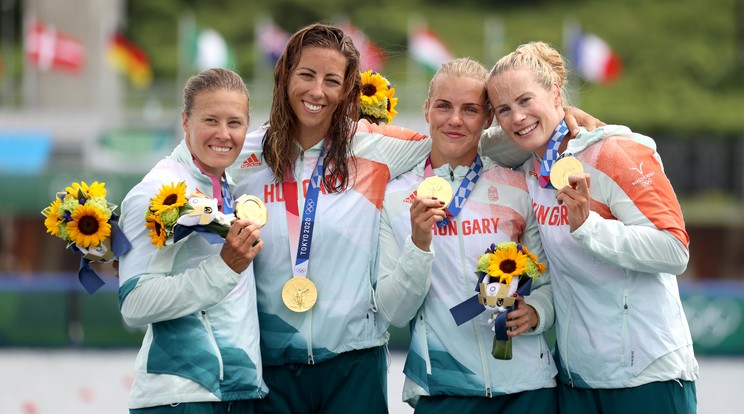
[
  {"x1": 145, "y1": 181, "x2": 263, "y2": 248},
  {"x1": 450, "y1": 241, "x2": 546, "y2": 360},
  {"x1": 42, "y1": 181, "x2": 131, "y2": 293}
]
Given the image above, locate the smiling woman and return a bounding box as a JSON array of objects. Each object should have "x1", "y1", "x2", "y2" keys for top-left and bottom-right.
[{"x1": 115, "y1": 67, "x2": 268, "y2": 412}]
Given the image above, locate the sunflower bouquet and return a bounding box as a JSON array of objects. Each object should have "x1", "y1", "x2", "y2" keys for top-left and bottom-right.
[
  {"x1": 42, "y1": 181, "x2": 130, "y2": 293},
  {"x1": 145, "y1": 181, "x2": 238, "y2": 249},
  {"x1": 475, "y1": 241, "x2": 546, "y2": 359},
  {"x1": 359, "y1": 69, "x2": 398, "y2": 124}
]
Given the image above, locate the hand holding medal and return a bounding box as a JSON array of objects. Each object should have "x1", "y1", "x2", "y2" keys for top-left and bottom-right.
[
  {"x1": 549, "y1": 157, "x2": 584, "y2": 190},
  {"x1": 552, "y1": 157, "x2": 592, "y2": 232},
  {"x1": 417, "y1": 176, "x2": 453, "y2": 209},
  {"x1": 235, "y1": 194, "x2": 267, "y2": 227}
]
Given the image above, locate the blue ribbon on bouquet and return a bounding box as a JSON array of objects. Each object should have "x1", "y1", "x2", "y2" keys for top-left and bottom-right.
[
  {"x1": 449, "y1": 274, "x2": 534, "y2": 331},
  {"x1": 173, "y1": 224, "x2": 227, "y2": 245},
  {"x1": 74, "y1": 215, "x2": 132, "y2": 294}
]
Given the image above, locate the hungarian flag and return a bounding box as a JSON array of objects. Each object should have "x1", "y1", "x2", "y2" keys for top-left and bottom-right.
[
  {"x1": 107, "y1": 32, "x2": 152, "y2": 88},
  {"x1": 339, "y1": 23, "x2": 385, "y2": 72},
  {"x1": 408, "y1": 25, "x2": 453, "y2": 75},
  {"x1": 25, "y1": 19, "x2": 85, "y2": 72},
  {"x1": 568, "y1": 30, "x2": 622, "y2": 84}
]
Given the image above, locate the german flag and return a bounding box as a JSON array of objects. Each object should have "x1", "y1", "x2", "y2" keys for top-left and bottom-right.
[{"x1": 107, "y1": 32, "x2": 152, "y2": 89}]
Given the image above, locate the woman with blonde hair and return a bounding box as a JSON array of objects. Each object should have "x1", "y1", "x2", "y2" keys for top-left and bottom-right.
[{"x1": 487, "y1": 41, "x2": 698, "y2": 414}]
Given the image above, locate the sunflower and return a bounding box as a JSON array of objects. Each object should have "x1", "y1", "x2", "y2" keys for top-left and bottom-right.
[
  {"x1": 522, "y1": 247, "x2": 547, "y2": 276},
  {"x1": 385, "y1": 87, "x2": 398, "y2": 123},
  {"x1": 145, "y1": 213, "x2": 168, "y2": 249},
  {"x1": 149, "y1": 182, "x2": 187, "y2": 214},
  {"x1": 86, "y1": 181, "x2": 107, "y2": 198},
  {"x1": 486, "y1": 243, "x2": 528, "y2": 286},
  {"x1": 360, "y1": 70, "x2": 389, "y2": 105},
  {"x1": 66, "y1": 204, "x2": 112, "y2": 248},
  {"x1": 65, "y1": 181, "x2": 106, "y2": 199},
  {"x1": 42, "y1": 198, "x2": 64, "y2": 237}
]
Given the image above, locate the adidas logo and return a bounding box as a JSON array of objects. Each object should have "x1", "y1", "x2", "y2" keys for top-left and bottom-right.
[
  {"x1": 240, "y1": 153, "x2": 262, "y2": 168},
  {"x1": 403, "y1": 190, "x2": 417, "y2": 204}
]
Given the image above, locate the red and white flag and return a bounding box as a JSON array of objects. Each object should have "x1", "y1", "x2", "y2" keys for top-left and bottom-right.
[
  {"x1": 339, "y1": 23, "x2": 385, "y2": 72},
  {"x1": 25, "y1": 19, "x2": 85, "y2": 72},
  {"x1": 568, "y1": 30, "x2": 622, "y2": 84}
]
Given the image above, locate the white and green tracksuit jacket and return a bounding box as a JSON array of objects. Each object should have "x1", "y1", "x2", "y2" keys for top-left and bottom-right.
[{"x1": 118, "y1": 140, "x2": 267, "y2": 409}]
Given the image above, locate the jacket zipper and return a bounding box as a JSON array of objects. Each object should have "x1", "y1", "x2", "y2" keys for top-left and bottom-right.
[
  {"x1": 621, "y1": 290, "x2": 629, "y2": 365},
  {"x1": 201, "y1": 310, "x2": 224, "y2": 380}
]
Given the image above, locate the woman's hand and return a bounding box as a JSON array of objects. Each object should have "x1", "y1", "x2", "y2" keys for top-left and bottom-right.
[
  {"x1": 506, "y1": 295, "x2": 540, "y2": 337},
  {"x1": 410, "y1": 196, "x2": 447, "y2": 251},
  {"x1": 564, "y1": 106, "x2": 606, "y2": 136},
  {"x1": 220, "y1": 219, "x2": 263, "y2": 273},
  {"x1": 556, "y1": 173, "x2": 592, "y2": 232}
]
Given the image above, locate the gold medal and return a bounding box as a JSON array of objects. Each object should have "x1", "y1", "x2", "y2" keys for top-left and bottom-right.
[
  {"x1": 417, "y1": 176, "x2": 453, "y2": 208},
  {"x1": 549, "y1": 157, "x2": 584, "y2": 190},
  {"x1": 282, "y1": 277, "x2": 318, "y2": 312},
  {"x1": 234, "y1": 194, "x2": 268, "y2": 227}
]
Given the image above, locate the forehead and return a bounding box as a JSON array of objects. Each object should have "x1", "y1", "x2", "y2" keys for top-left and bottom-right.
[
  {"x1": 431, "y1": 75, "x2": 486, "y2": 102},
  {"x1": 191, "y1": 89, "x2": 248, "y2": 115},
  {"x1": 488, "y1": 69, "x2": 541, "y2": 103},
  {"x1": 295, "y1": 46, "x2": 347, "y2": 74}
]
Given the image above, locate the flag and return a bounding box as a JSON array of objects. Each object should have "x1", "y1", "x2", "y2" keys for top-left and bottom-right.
[
  {"x1": 25, "y1": 19, "x2": 85, "y2": 72},
  {"x1": 408, "y1": 25, "x2": 453, "y2": 74},
  {"x1": 186, "y1": 26, "x2": 235, "y2": 71},
  {"x1": 107, "y1": 32, "x2": 152, "y2": 89},
  {"x1": 255, "y1": 16, "x2": 289, "y2": 67},
  {"x1": 568, "y1": 29, "x2": 622, "y2": 84},
  {"x1": 339, "y1": 23, "x2": 385, "y2": 71}
]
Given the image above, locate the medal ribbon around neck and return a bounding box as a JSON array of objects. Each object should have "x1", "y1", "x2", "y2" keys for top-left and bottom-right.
[
  {"x1": 193, "y1": 157, "x2": 234, "y2": 214},
  {"x1": 423, "y1": 154, "x2": 483, "y2": 228},
  {"x1": 537, "y1": 119, "x2": 569, "y2": 189},
  {"x1": 282, "y1": 143, "x2": 327, "y2": 278}
]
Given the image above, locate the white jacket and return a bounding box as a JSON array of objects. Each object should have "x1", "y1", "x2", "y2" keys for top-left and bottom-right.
[
  {"x1": 522, "y1": 125, "x2": 698, "y2": 388},
  {"x1": 377, "y1": 155, "x2": 556, "y2": 405},
  {"x1": 118, "y1": 140, "x2": 267, "y2": 409}
]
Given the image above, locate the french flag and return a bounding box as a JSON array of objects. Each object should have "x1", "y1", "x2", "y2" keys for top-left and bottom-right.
[{"x1": 569, "y1": 30, "x2": 622, "y2": 84}]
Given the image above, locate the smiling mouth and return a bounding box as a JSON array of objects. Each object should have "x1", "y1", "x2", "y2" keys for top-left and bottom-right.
[
  {"x1": 210, "y1": 145, "x2": 232, "y2": 153},
  {"x1": 303, "y1": 101, "x2": 323, "y2": 112},
  {"x1": 516, "y1": 124, "x2": 537, "y2": 136}
]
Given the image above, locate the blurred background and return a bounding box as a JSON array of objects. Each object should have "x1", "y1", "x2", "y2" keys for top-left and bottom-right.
[{"x1": 0, "y1": 0, "x2": 743, "y2": 412}]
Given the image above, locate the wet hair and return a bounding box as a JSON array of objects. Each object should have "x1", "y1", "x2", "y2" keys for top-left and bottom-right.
[
  {"x1": 427, "y1": 57, "x2": 491, "y2": 111},
  {"x1": 182, "y1": 68, "x2": 250, "y2": 122},
  {"x1": 488, "y1": 41, "x2": 571, "y2": 106},
  {"x1": 262, "y1": 23, "x2": 361, "y2": 191}
]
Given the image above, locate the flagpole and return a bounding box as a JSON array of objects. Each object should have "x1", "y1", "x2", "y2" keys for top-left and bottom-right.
[
  {"x1": 483, "y1": 15, "x2": 504, "y2": 66},
  {"x1": 407, "y1": 14, "x2": 425, "y2": 115},
  {"x1": 0, "y1": 0, "x2": 17, "y2": 108},
  {"x1": 22, "y1": 12, "x2": 37, "y2": 108},
  {"x1": 177, "y1": 13, "x2": 195, "y2": 98},
  {"x1": 562, "y1": 17, "x2": 581, "y2": 107}
]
